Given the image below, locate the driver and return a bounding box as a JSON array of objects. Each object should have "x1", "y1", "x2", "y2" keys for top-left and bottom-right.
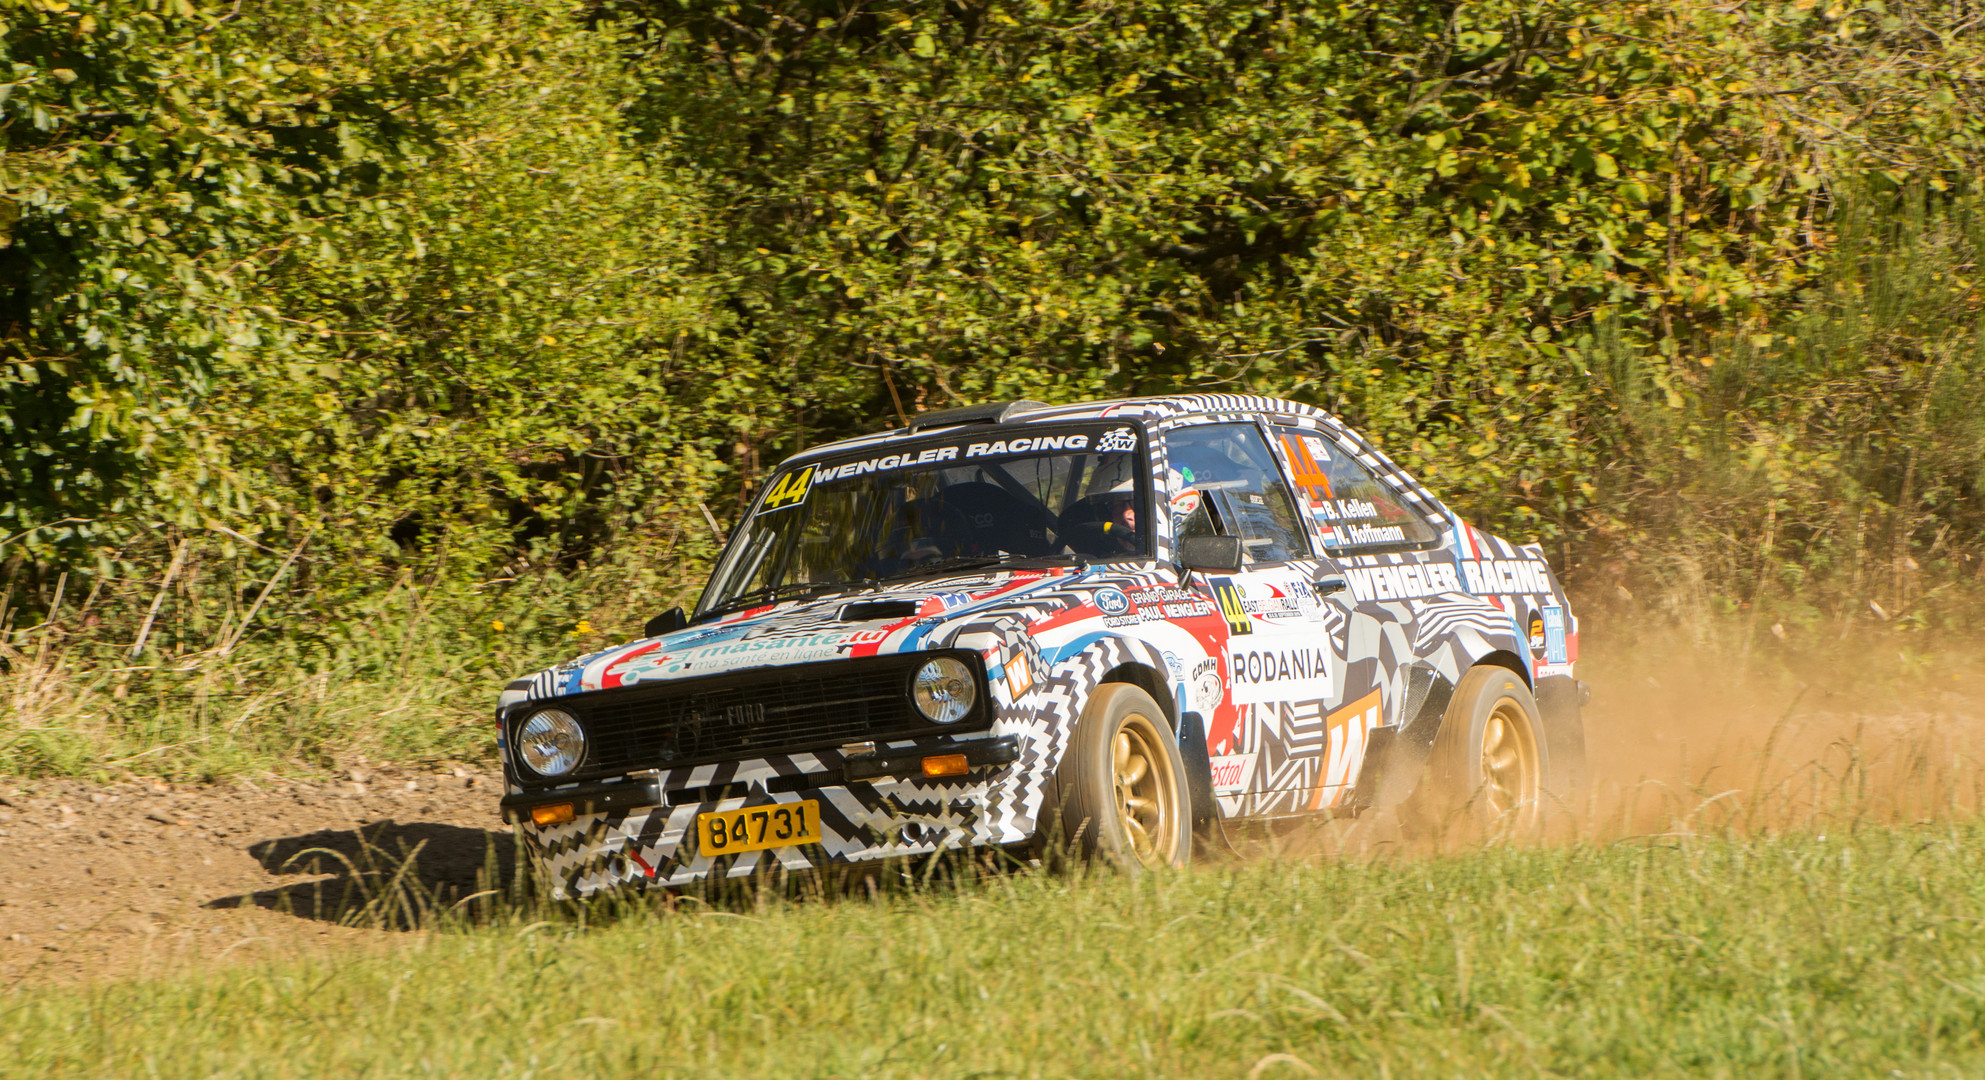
[{"x1": 1088, "y1": 479, "x2": 1140, "y2": 555}]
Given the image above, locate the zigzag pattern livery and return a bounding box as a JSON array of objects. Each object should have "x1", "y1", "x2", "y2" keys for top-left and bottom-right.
[{"x1": 497, "y1": 395, "x2": 1579, "y2": 898}]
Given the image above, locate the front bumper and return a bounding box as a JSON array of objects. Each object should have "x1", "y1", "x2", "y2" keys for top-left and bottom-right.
[{"x1": 513, "y1": 736, "x2": 1034, "y2": 898}]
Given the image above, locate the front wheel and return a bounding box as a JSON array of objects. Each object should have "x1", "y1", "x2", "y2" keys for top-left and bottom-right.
[{"x1": 1050, "y1": 683, "x2": 1192, "y2": 870}]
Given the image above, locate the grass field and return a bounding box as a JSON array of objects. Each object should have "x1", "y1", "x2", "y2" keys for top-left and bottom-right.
[{"x1": 5, "y1": 820, "x2": 1985, "y2": 1079}]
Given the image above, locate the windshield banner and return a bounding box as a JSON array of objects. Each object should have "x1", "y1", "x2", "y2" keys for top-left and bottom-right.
[
  {"x1": 814, "y1": 426, "x2": 1137, "y2": 484},
  {"x1": 759, "y1": 424, "x2": 1143, "y2": 512}
]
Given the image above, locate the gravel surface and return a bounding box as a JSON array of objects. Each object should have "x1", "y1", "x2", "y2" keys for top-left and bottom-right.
[{"x1": 0, "y1": 763, "x2": 513, "y2": 987}]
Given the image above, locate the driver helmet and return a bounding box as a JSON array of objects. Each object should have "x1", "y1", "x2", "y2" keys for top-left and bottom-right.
[{"x1": 1095, "y1": 478, "x2": 1138, "y2": 540}]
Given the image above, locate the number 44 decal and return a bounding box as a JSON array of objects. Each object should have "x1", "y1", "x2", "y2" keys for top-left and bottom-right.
[{"x1": 757, "y1": 464, "x2": 817, "y2": 514}]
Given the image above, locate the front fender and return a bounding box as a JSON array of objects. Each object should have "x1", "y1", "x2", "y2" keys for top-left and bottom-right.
[{"x1": 951, "y1": 624, "x2": 1173, "y2": 840}]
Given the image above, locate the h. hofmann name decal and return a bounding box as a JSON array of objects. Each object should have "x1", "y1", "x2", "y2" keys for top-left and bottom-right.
[{"x1": 1336, "y1": 523, "x2": 1407, "y2": 545}]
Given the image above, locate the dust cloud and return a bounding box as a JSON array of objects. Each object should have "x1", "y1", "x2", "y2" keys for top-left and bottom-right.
[
  {"x1": 1245, "y1": 622, "x2": 1985, "y2": 861},
  {"x1": 1571, "y1": 624, "x2": 1985, "y2": 839}
]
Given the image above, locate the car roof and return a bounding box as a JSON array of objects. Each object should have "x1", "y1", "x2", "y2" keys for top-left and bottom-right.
[{"x1": 778, "y1": 393, "x2": 1338, "y2": 467}]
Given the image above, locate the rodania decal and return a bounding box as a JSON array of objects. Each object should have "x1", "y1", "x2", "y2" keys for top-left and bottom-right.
[{"x1": 1226, "y1": 633, "x2": 1334, "y2": 705}]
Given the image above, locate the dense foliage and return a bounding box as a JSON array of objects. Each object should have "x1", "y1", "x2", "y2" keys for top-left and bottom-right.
[{"x1": 3, "y1": 0, "x2": 1983, "y2": 773}]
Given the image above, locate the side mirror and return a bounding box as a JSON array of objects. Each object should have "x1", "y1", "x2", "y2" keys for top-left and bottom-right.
[
  {"x1": 643, "y1": 607, "x2": 687, "y2": 638},
  {"x1": 1176, "y1": 535, "x2": 1244, "y2": 573}
]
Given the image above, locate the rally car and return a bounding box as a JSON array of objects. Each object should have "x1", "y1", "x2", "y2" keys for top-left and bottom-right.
[{"x1": 496, "y1": 394, "x2": 1588, "y2": 898}]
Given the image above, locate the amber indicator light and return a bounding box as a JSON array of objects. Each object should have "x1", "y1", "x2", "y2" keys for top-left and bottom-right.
[
  {"x1": 921, "y1": 754, "x2": 970, "y2": 778},
  {"x1": 530, "y1": 802, "x2": 576, "y2": 827}
]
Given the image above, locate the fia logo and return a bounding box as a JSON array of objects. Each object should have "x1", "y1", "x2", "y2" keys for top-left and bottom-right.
[
  {"x1": 1209, "y1": 577, "x2": 1252, "y2": 636},
  {"x1": 1094, "y1": 587, "x2": 1132, "y2": 616}
]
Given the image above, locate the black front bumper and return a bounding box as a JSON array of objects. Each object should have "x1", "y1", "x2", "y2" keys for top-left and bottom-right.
[
  {"x1": 499, "y1": 776, "x2": 666, "y2": 823},
  {"x1": 501, "y1": 735, "x2": 1022, "y2": 824}
]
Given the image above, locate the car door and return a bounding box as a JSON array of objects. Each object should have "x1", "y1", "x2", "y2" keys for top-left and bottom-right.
[
  {"x1": 1265, "y1": 420, "x2": 1456, "y2": 811},
  {"x1": 1160, "y1": 419, "x2": 1346, "y2": 817}
]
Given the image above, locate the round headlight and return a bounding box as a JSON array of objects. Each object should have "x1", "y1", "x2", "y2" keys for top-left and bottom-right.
[
  {"x1": 517, "y1": 708, "x2": 587, "y2": 777},
  {"x1": 912, "y1": 657, "x2": 977, "y2": 724}
]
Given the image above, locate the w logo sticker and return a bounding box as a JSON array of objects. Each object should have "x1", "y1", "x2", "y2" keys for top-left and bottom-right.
[{"x1": 1095, "y1": 426, "x2": 1138, "y2": 454}]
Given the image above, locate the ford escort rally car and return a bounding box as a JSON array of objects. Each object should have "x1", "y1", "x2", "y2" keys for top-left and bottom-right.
[{"x1": 497, "y1": 394, "x2": 1589, "y2": 898}]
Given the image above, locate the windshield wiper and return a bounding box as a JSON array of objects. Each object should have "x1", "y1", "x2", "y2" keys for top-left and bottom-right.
[
  {"x1": 695, "y1": 580, "x2": 854, "y2": 623},
  {"x1": 878, "y1": 552, "x2": 1087, "y2": 583}
]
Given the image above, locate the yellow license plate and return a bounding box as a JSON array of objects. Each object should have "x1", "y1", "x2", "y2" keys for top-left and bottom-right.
[{"x1": 698, "y1": 800, "x2": 821, "y2": 855}]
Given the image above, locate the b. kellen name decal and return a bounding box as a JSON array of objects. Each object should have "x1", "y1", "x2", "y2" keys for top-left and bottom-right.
[{"x1": 1312, "y1": 497, "x2": 1381, "y2": 522}]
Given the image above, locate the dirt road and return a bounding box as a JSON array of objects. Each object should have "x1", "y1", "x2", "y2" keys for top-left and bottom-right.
[
  {"x1": 5, "y1": 633, "x2": 1980, "y2": 989},
  {"x1": 0, "y1": 763, "x2": 512, "y2": 987}
]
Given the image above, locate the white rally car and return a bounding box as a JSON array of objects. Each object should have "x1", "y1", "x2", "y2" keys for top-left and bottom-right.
[{"x1": 497, "y1": 395, "x2": 1588, "y2": 898}]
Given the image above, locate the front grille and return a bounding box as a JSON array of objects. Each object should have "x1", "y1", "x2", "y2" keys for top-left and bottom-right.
[{"x1": 507, "y1": 651, "x2": 989, "y2": 786}]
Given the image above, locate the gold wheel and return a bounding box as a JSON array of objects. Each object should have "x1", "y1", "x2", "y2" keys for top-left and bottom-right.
[
  {"x1": 1478, "y1": 697, "x2": 1540, "y2": 818},
  {"x1": 1111, "y1": 712, "x2": 1179, "y2": 869},
  {"x1": 1403, "y1": 666, "x2": 1551, "y2": 839}
]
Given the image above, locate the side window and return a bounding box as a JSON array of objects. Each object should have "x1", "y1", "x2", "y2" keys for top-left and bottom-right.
[
  {"x1": 1165, "y1": 423, "x2": 1309, "y2": 563},
  {"x1": 1272, "y1": 425, "x2": 1443, "y2": 553}
]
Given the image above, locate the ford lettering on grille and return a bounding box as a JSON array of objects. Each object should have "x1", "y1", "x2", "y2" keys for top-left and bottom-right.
[{"x1": 514, "y1": 652, "x2": 990, "y2": 783}]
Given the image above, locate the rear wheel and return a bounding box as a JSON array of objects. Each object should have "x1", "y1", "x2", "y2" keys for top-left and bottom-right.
[
  {"x1": 1407, "y1": 664, "x2": 1548, "y2": 832},
  {"x1": 1050, "y1": 684, "x2": 1192, "y2": 870}
]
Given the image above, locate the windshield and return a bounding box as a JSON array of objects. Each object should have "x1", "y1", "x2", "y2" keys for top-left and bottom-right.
[{"x1": 699, "y1": 422, "x2": 1149, "y2": 616}]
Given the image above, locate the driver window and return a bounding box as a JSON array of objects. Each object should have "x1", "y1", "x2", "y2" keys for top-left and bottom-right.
[
  {"x1": 1271, "y1": 425, "x2": 1443, "y2": 553},
  {"x1": 1165, "y1": 423, "x2": 1309, "y2": 564}
]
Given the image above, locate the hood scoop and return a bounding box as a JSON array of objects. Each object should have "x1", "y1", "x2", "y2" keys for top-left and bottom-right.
[{"x1": 840, "y1": 600, "x2": 921, "y2": 622}]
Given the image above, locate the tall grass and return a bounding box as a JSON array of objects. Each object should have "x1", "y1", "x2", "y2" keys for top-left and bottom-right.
[
  {"x1": 7, "y1": 819, "x2": 1985, "y2": 1078},
  {"x1": 1588, "y1": 189, "x2": 1985, "y2": 642}
]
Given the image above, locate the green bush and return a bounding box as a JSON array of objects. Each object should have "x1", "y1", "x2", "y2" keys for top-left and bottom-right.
[{"x1": 3, "y1": 0, "x2": 1983, "y2": 775}]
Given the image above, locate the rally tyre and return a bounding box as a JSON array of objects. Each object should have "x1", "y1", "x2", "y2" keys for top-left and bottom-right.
[
  {"x1": 1051, "y1": 684, "x2": 1192, "y2": 871},
  {"x1": 1411, "y1": 664, "x2": 1549, "y2": 831}
]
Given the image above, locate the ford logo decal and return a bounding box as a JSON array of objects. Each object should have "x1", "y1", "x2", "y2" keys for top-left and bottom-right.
[{"x1": 1095, "y1": 588, "x2": 1132, "y2": 616}]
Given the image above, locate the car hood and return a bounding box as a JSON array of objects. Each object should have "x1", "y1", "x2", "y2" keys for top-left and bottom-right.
[{"x1": 501, "y1": 566, "x2": 1109, "y2": 707}]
